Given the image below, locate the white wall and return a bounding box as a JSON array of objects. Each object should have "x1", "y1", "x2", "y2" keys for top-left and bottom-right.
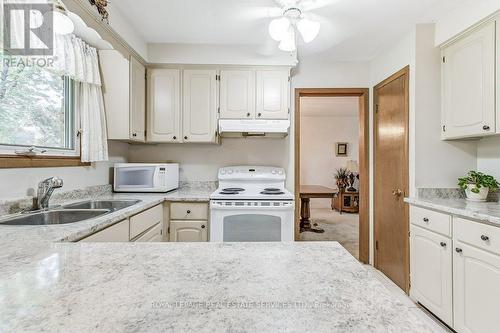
[
  {"x1": 477, "y1": 136, "x2": 500, "y2": 181},
  {"x1": 300, "y1": 112, "x2": 359, "y2": 208},
  {"x1": 128, "y1": 139, "x2": 289, "y2": 182},
  {"x1": 435, "y1": 1, "x2": 500, "y2": 45},
  {"x1": 0, "y1": 141, "x2": 128, "y2": 200}
]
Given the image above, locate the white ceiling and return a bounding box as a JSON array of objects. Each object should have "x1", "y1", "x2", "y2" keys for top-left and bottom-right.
[
  {"x1": 112, "y1": 0, "x2": 471, "y2": 61},
  {"x1": 300, "y1": 96, "x2": 359, "y2": 117}
]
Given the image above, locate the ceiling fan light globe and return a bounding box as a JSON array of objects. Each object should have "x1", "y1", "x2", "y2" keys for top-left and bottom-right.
[
  {"x1": 297, "y1": 18, "x2": 320, "y2": 43},
  {"x1": 268, "y1": 17, "x2": 290, "y2": 41},
  {"x1": 278, "y1": 29, "x2": 296, "y2": 52}
]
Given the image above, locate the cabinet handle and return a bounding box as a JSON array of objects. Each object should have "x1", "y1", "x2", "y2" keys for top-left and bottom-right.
[
  {"x1": 483, "y1": 125, "x2": 491, "y2": 131},
  {"x1": 246, "y1": 112, "x2": 251, "y2": 117},
  {"x1": 201, "y1": 225, "x2": 206, "y2": 229},
  {"x1": 186, "y1": 210, "x2": 191, "y2": 214},
  {"x1": 440, "y1": 242, "x2": 447, "y2": 247},
  {"x1": 257, "y1": 113, "x2": 262, "y2": 117},
  {"x1": 423, "y1": 218, "x2": 429, "y2": 223},
  {"x1": 132, "y1": 133, "x2": 137, "y2": 137},
  {"x1": 173, "y1": 136, "x2": 177, "y2": 140},
  {"x1": 184, "y1": 136, "x2": 188, "y2": 140},
  {"x1": 455, "y1": 248, "x2": 463, "y2": 253},
  {"x1": 481, "y1": 235, "x2": 490, "y2": 241}
]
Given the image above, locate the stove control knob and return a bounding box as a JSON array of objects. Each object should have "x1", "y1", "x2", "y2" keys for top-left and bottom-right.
[
  {"x1": 228, "y1": 169, "x2": 234, "y2": 174},
  {"x1": 220, "y1": 170, "x2": 226, "y2": 175},
  {"x1": 272, "y1": 169, "x2": 277, "y2": 174},
  {"x1": 278, "y1": 170, "x2": 284, "y2": 175}
]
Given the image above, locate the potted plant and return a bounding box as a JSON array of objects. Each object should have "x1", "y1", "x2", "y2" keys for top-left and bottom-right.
[
  {"x1": 458, "y1": 171, "x2": 500, "y2": 202},
  {"x1": 335, "y1": 168, "x2": 350, "y2": 191}
]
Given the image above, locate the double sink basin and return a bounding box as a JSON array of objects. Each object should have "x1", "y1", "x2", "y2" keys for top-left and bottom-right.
[{"x1": 0, "y1": 200, "x2": 142, "y2": 226}]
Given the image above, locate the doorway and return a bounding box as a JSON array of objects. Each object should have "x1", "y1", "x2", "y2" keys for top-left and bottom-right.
[
  {"x1": 295, "y1": 88, "x2": 369, "y2": 264},
  {"x1": 373, "y1": 67, "x2": 410, "y2": 292}
]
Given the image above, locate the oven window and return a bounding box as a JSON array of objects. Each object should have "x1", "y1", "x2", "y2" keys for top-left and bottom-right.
[
  {"x1": 116, "y1": 167, "x2": 155, "y2": 188},
  {"x1": 223, "y1": 214, "x2": 281, "y2": 242}
]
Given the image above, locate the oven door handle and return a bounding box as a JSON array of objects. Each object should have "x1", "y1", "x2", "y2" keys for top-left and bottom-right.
[{"x1": 210, "y1": 204, "x2": 295, "y2": 211}]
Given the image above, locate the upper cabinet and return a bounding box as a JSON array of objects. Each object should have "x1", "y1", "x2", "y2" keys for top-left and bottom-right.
[
  {"x1": 147, "y1": 69, "x2": 181, "y2": 143},
  {"x1": 182, "y1": 70, "x2": 218, "y2": 143},
  {"x1": 220, "y1": 70, "x2": 255, "y2": 119},
  {"x1": 99, "y1": 50, "x2": 146, "y2": 142},
  {"x1": 441, "y1": 20, "x2": 496, "y2": 140},
  {"x1": 256, "y1": 70, "x2": 290, "y2": 120}
]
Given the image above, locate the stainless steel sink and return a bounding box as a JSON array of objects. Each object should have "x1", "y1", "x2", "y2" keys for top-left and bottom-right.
[
  {"x1": 62, "y1": 199, "x2": 141, "y2": 211},
  {"x1": 0, "y1": 209, "x2": 110, "y2": 226}
]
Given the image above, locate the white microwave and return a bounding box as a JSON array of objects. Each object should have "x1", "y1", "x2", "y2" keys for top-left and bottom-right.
[{"x1": 113, "y1": 163, "x2": 179, "y2": 193}]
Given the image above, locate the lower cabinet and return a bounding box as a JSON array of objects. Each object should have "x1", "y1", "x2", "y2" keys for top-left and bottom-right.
[
  {"x1": 80, "y1": 219, "x2": 130, "y2": 242},
  {"x1": 169, "y1": 220, "x2": 208, "y2": 242},
  {"x1": 410, "y1": 225, "x2": 453, "y2": 326},
  {"x1": 134, "y1": 222, "x2": 163, "y2": 242},
  {"x1": 453, "y1": 241, "x2": 500, "y2": 333}
]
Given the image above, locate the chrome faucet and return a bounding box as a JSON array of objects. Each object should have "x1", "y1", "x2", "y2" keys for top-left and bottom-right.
[{"x1": 36, "y1": 177, "x2": 63, "y2": 210}]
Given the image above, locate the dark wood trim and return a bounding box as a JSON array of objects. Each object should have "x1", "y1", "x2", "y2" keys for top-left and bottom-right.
[
  {"x1": 0, "y1": 155, "x2": 89, "y2": 168},
  {"x1": 373, "y1": 66, "x2": 410, "y2": 292},
  {"x1": 294, "y1": 87, "x2": 370, "y2": 264}
]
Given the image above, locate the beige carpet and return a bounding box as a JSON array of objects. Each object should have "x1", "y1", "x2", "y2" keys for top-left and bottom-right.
[{"x1": 300, "y1": 208, "x2": 359, "y2": 259}]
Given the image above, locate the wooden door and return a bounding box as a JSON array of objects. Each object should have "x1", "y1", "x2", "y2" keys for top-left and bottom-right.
[
  {"x1": 220, "y1": 70, "x2": 255, "y2": 119},
  {"x1": 147, "y1": 69, "x2": 181, "y2": 143},
  {"x1": 374, "y1": 67, "x2": 409, "y2": 292},
  {"x1": 454, "y1": 241, "x2": 500, "y2": 333},
  {"x1": 129, "y1": 56, "x2": 146, "y2": 142},
  {"x1": 256, "y1": 70, "x2": 289, "y2": 119},
  {"x1": 410, "y1": 225, "x2": 453, "y2": 326},
  {"x1": 182, "y1": 70, "x2": 218, "y2": 143},
  {"x1": 170, "y1": 220, "x2": 208, "y2": 242},
  {"x1": 442, "y1": 20, "x2": 496, "y2": 139}
]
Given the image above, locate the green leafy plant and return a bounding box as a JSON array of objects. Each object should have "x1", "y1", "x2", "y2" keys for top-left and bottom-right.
[
  {"x1": 458, "y1": 171, "x2": 500, "y2": 194},
  {"x1": 335, "y1": 168, "x2": 350, "y2": 190}
]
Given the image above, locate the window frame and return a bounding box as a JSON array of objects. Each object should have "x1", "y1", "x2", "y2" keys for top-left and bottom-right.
[{"x1": 0, "y1": 76, "x2": 88, "y2": 168}]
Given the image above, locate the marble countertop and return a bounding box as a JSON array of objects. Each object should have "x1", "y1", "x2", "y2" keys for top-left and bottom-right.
[
  {"x1": 405, "y1": 197, "x2": 500, "y2": 227},
  {"x1": 1, "y1": 242, "x2": 438, "y2": 332}
]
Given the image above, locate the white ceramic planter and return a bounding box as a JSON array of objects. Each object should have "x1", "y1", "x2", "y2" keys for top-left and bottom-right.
[{"x1": 465, "y1": 184, "x2": 489, "y2": 202}]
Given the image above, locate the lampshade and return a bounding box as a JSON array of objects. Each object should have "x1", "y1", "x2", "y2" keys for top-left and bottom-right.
[
  {"x1": 297, "y1": 18, "x2": 320, "y2": 43},
  {"x1": 345, "y1": 160, "x2": 359, "y2": 173},
  {"x1": 278, "y1": 28, "x2": 296, "y2": 52},
  {"x1": 268, "y1": 17, "x2": 290, "y2": 42}
]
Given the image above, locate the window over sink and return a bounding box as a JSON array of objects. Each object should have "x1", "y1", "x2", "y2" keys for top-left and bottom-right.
[{"x1": 0, "y1": 55, "x2": 79, "y2": 158}]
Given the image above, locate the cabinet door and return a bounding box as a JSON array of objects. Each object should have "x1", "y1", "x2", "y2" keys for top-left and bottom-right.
[
  {"x1": 80, "y1": 219, "x2": 129, "y2": 242},
  {"x1": 129, "y1": 56, "x2": 146, "y2": 142},
  {"x1": 182, "y1": 70, "x2": 218, "y2": 143},
  {"x1": 134, "y1": 222, "x2": 163, "y2": 242},
  {"x1": 169, "y1": 220, "x2": 208, "y2": 242},
  {"x1": 256, "y1": 70, "x2": 289, "y2": 120},
  {"x1": 147, "y1": 69, "x2": 181, "y2": 142},
  {"x1": 410, "y1": 226, "x2": 453, "y2": 326},
  {"x1": 220, "y1": 70, "x2": 255, "y2": 119},
  {"x1": 98, "y1": 50, "x2": 130, "y2": 140},
  {"x1": 130, "y1": 204, "x2": 163, "y2": 240},
  {"x1": 442, "y1": 21, "x2": 496, "y2": 139},
  {"x1": 454, "y1": 241, "x2": 500, "y2": 333}
]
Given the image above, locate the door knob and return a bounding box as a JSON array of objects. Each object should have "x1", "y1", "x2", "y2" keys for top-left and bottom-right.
[{"x1": 392, "y1": 189, "x2": 403, "y2": 197}]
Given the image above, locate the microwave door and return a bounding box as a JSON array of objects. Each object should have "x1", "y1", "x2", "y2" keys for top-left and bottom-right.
[{"x1": 115, "y1": 166, "x2": 156, "y2": 191}]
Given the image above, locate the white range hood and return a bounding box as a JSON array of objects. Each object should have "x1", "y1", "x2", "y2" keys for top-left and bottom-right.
[{"x1": 219, "y1": 119, "x2": 290, "y2": 138}]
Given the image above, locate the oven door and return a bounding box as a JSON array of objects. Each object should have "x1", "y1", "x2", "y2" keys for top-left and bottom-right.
[{"x1": 210, "y1": 201, "x2": 294, "y2": 242}]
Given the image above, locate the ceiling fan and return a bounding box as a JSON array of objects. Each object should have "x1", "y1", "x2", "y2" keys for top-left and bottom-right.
[{"x1": 268, "y1": 0, "x2": 325, "y2": 52}]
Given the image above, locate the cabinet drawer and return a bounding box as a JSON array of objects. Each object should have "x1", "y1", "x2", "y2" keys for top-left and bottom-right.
[
  {"x1": 411, "y1": 206, "x2": 452, "y2": 237},
  {"x1": 133, "y1": 222, "x2": 162, "y2": 242},
  {"x1": 130, "y1": 204, "x2": 163, "y2": 240},
  {"x1": 80, "y1": 219, "x2": 129, "y2": 242},
  {"x1": 454, "y1": 217, "x2": 500, "y2": 256},
  {"x1": 170, "y1": 202, "x2": 208, "y2": 220}
]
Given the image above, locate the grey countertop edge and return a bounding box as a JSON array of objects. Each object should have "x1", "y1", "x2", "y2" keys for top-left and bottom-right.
[{"x1": 405, "y1": 197, "x2": 500, "y2": 227}]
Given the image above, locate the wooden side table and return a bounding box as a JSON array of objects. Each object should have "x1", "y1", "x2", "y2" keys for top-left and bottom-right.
[{"x1": 332, "y1": 190, "x2": 359, "y2": 214}]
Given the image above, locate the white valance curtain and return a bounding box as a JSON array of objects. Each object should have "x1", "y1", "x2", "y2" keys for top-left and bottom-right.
[{"x1": 53, "y1": 34, "x2": 108, "y2": 162}]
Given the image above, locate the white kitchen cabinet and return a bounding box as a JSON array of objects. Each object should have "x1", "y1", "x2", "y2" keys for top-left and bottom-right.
[
  {"x1": 182, "y1": 70, "x2": 218, "y2": 143},
  {"x1": 410, "y1": 225, "x2": 453, "y2": 326},
  {"x1": 169, "y1": 220, "x2": 208, "y2": 242},
  {"x1": 147, "y1": 69, "x2": 181, "y2": 142},
  {"x1": 134, "y1": 222, "x2": 163, "y2": 242},
  {"x1": 130, "y1": 204, "x2": 164, "y2": 240},
  {"x1": 441, "y1": 20, "x2": 496, "y2": 139},
  {"x1": 453, "y1": 241, "x2": 500, "y2": 333},
  {"x1": 99, "y1": 50, "x2": 146, "y2": 142},
  {"x1": 80, "y1": 219, "x2": 130, "y2": 242},
  {"x1": 220, "y1": 70, "x2": 255, "y2": 119},
  {"x1": 256, "y1": 70, "x2": 289, "y2": 120}
]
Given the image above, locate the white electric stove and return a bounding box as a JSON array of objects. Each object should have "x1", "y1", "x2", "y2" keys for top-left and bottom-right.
[{"x1": 210, "y1": 166, "x2": 295, "y2": 242}]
